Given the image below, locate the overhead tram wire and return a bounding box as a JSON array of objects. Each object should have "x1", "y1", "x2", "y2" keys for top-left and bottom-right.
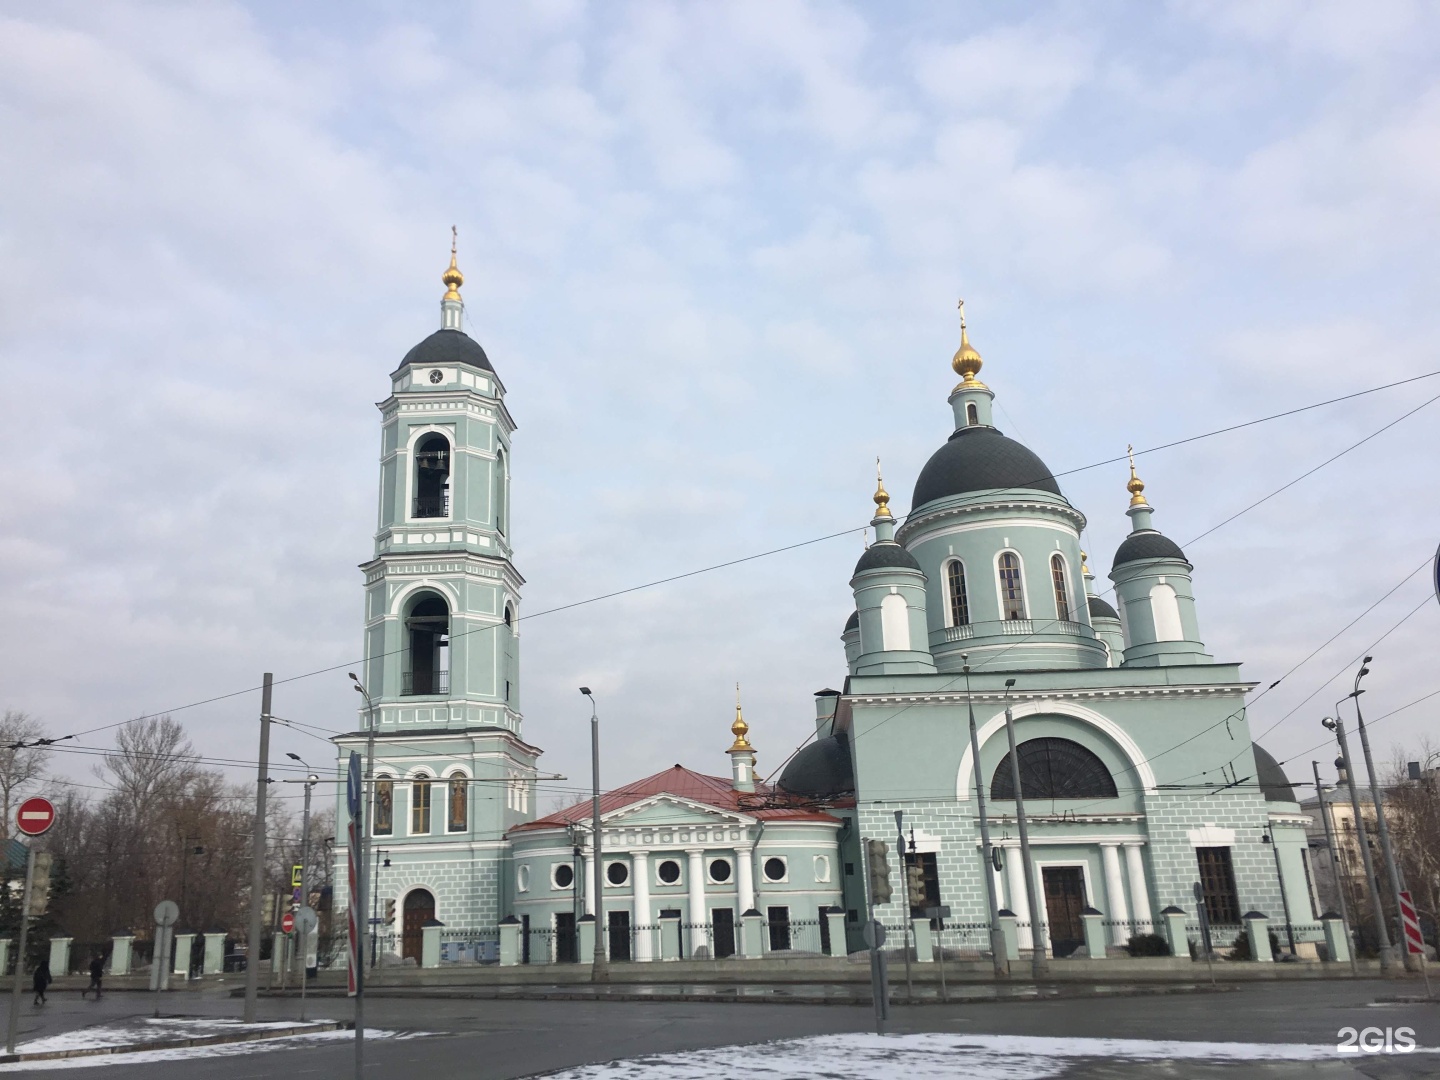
[{"x1": 41, "y1": 368, "x2": 1440, "y2": 753}]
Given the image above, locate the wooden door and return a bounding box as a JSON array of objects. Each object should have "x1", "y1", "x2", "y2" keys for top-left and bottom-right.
[
  {"x1": 402, "y1": 889, "x2": 435, "y2": 962},
  {"x1": 712, "y1": 909, "x2": 735, "y2": 958},
  {"x1": 555, "y1": 913, "x2": 577, "y2": 963},
  {"x1": 1042, "y1": 867, "x2": 1086, "y2": 958}
]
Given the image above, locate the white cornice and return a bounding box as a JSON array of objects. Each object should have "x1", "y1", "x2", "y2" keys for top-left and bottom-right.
[{"x1": 898, "y1": 497, "x2": 1087, "y2": 545}]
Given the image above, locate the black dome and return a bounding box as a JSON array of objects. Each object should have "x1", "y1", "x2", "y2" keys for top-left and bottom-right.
[
  {"x1": 778, "y1": 733, "x2": 854, "y2": 798},
  {"x1": 853, "y1": 541, "x2": 921, "y2": 575},
  {"x1": 397, "y1": 328, "x2": 494, "y2": 373},
  {"x1": 1112, "y1": 530, "x2": 1187, "y2": 569},
  {"x1": 843, "y1": 611, "x2": 859, "y2": 634},
  {"x1": 1253, "y1": 745, "x2": 1297, "y2": 804},
  {"x1": 1087, "y1": 595, "x2": 1119, "y2": 621},
  {"x1": 912, "y1": 426, "x2": 1061, "y2": 509}
]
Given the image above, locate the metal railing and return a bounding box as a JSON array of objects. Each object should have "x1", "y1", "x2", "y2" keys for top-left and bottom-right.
[
  {"x1": 401, "y1": 670, "x2": 449, "y2": 696},
  {"x1": 412, "y1": 494, "x2": 449, "y2": 518}
]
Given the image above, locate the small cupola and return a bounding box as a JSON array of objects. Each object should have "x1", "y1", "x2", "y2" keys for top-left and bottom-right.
[
  {"x1": 947, "y1": 299, "x2": 995, "y2": 431},
  {"x1": 849, "y1": 462, "x2": 935, "y2": 676},
  {"x1": 728, "y1": 684, "x2": 757, "y2": 793}
]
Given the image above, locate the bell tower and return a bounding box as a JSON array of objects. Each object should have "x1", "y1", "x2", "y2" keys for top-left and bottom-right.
[{"x1": 358, "y1": 234, "x2": 524, "y2": 733}]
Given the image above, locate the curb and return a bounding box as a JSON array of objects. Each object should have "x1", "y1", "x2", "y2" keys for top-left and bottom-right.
[{"x1": 0, "y1": 1021, "x2": 351, "y2": 1064}]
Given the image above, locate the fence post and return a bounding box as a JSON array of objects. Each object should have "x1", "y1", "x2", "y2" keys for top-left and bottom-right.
[
  {"x1": 498, "y1": 917, "x2": 521, "y2": 967},
  {"x1": 109, "y1": 935, "x2": 133, "y2": 976},
  {"x1": 740, "y1": 910, "x2": 764, "y2": 958},
  {"x1": 1321, "y1": 912, "x2": 1351, "y2": 964},
  {"x1": 421, "y1": 921, "x2": 444, "y2": 969},
  {"x1": 997, "y1": 912, "x2": 1020, "y2": 961},
  {"x1": 1160, "y1": 906, "x2": 1188, "y2": 957},
  {"x1": 659, "y1": 916, "x2": 680, "y2": 960},
  {"x1": 825, "y1": 910, "x2": 848, "y2": 957},
  {"x1": 577, "y1": 916, "x2": 595, "y2": 964},
  {"x1": 48, "y1": 937, "x2": 72, "y2": 977},
  {"x1": 1243, "y1": 912, "x2": 1273, "y2": 962},
  {"x1": 1081, "y1": 908, "x2": 1107, "y2": 959},
  {"x1": 0, "y1": 941, "x2": 10, "y2": 979},
  {"x1": 911, "y1": 918, "x2": 934, "y2": 963}
]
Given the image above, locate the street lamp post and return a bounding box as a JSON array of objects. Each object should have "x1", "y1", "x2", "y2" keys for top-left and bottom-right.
[
  {"x1": 1349, "y1": 658, "x2": 1415, "y2": 972},
  {"x1": 962, "y1": 655, "x2": 1009, "y2": 979},
  {"x1": 1002, "y1": 678, "x2": 1049, "y2": 977},
  {"x1": 580, "y1": 688, "x2": 607, "y2": 982},
  {"x1": 348, "y1": 673, "x2": 379, "y2": 1077},
  {"x1": 1312, "y1": 761, "x2": 1358, "y2": 977},
  {"x1": 1261, "y1": 826, "x2": 1298, "y2": 956},
  {"x1": 1325, "y1": 708, "x2": 1394, "y2": 972},
  {"x1": 286, "y1": 753, "x2": 320, "y2": 976}
]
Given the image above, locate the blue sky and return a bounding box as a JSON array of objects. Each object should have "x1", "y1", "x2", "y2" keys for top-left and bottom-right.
[{"x1": 3, "y1": 1, "x2": 1440, "y2": 809}]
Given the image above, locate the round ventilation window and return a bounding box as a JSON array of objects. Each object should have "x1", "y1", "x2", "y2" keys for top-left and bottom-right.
[
  {"x1": 657, "y1": 860, "x2": 681, "y2": 884},
  {"x1": 554, "y1": 864, "x2": 574, "y2": 888},
  {"x1": 709, "y1": 859, "x2": 732, "y2": 883},
  {"x1": 763, "y1": 857, "x2": 786, "y2": 882},
  {"x1": 606, "y1": 862, "x2": 629, "y2": 886}
]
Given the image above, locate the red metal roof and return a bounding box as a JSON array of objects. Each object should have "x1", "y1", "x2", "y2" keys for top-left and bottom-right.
[{"x1": 511, "y1": 764, "x2": 839, "y2": 833}]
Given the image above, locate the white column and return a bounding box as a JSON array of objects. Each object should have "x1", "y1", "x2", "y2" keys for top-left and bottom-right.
[
  {"x1": 1004, "y1": 845, "x2": 1033, "y2": 949},
  {"x1": 631, "y1": 851, "x2": 652, "y2": 961},
  {"x1": 1101, "y1": 843, "x2": 1129, "y2": 946},
  {"x1": 686, "y1": 848, "x2": 709, "y2": 954},
  {"x1": 582, "y1": 852, "x2": 595, "y2": 915},
  {"x1": 736, "y1": 846, "x2": 755, "y2": 913},
  {"x1": 1124, "y1": 843, "x2": 1153, "y2": 932}
]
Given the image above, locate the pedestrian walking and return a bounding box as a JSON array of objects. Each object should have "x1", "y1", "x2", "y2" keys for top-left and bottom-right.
[
  {"x1": 81, "y1": 954, "x2": 103, "y2": 999},
  {"x1": 32, "y1": 959, "x2": 51, "y2": 1005}
]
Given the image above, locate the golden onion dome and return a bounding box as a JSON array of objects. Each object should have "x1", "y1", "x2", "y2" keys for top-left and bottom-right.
[
  {"x1": 1126, "y1": 445, "x2": 1148, "y2": 507},
  {"x1": 729, "y1": 684, "x2": 753, "y2": 753},
  {"x1": 442, "y1": 226, "x2": 464, "y2": 302},
  {"x1": 951, "y1": 299, "x2": 984, "y2": 385},
  {"x1": 872, "y1": 458, "x2": 892, "y2": 519}
]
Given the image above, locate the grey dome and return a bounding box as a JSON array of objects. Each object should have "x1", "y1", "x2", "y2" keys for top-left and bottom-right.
[
  {"x1": 853, "y1": 541, "x2": 921, "y2": 575},
  {"x1": 912, "y1": 426, "x2": 1061, "y2": 509},
  {"x1": 1253, "y1": 745, "x2": 1297, "y2": 804},
  {"x1": 778, "y1": 733, "x2": 854, "y2": 798},
  {"x1": 1087, "y1": 595, "x2": 1119, "y2": 621},
  {"x1": 843, "y1": 610, "x2": 859, "y2": 634},
  {"x1": 397, "y1": 328, "x2": 494, "y2": 373},
  {"x1": 1112, "y1": 530, "x2": 1187, "y2": 569}
]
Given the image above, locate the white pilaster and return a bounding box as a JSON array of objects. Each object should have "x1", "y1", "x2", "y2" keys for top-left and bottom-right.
[
  {"x1": 1003, "y1": 847, "x2": 1033, "y2": 949},
  {"x1": 1101, "y1": 843, "x2": 1129, "y2": 946},
  {"x1": 686, "y1": 848, "x2": 710, "y2": 954},
  {"x1": 1124, "y1": 843, "x2": 1153, "y2": 931},
  {"x1": 582, "y1": 852, "x2": 595, "y2": 915},
  {"x1": 631, "y1": 850, "x2": 652, "y2": 961},
  {"x1": 736, "y1": 846, "x2": 755, "y2": 913}
]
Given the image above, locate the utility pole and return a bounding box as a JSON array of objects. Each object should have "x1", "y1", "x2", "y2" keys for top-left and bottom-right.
[
  {"x1": 963, "y1": 655, "x2": 1009, "y2": 978},
  {"x1": 581, "y1": 688, "x2": 607, "y2": 982},
  {"x1": 349, "y1": 674, "x2": 378, "y2": 1080},
  {"x1": 1350, "y1": 659, "x2": 1416, "y2": 972},
  {"x1": 243, "y1": 672, "x2": 272, "y2": 1023},
  {"x1": 895, "y1": 811, "x2": 913, "y2": 1003},
  {"x1": 6, "y1": 846, "x2": 36, "y2": 1053},
  {"x1": 1326, "y1": 710, "x2": 1394, "y2": 972},
  {"x1": 1002, "y1": 680, "x2": 1049, "y2": 977},
  {"x1": 1312, "y1": 761, "x2": 1357, "y2": 977}
]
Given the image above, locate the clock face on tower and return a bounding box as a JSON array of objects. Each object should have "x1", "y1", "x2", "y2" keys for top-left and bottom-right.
[{"x1": 429, "y1": 369, "x2": 444, "y2": 384}]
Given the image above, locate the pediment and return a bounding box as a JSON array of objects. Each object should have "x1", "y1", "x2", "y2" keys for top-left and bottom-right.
[{"x1": 604, "y1": 793, "x2": 751, "y2": 828}]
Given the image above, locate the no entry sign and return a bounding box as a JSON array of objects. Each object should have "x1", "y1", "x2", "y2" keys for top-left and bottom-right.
[
  {"x1": 281, "y1": 911, "x2": 295, "y2": 934},
  {"x1": 15, "y1": 797, "x2": 55, "y2": 836}
]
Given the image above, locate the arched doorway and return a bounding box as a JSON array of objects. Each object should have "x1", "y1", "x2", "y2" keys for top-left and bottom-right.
[{"x1": 402, "y1": 889, "x2": 435, "y2": 962}]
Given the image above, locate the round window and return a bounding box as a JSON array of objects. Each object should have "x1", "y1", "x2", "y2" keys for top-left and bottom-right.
[
  {"x1": 429, "y1": 369, "x2": 444, "y2": 383},
  {"x1": 516, "y1": 865, "x2": 530, "y2": 892},
  {"x1": 709, "y1": 859, "x2": 732, "y2": 883},
  {"x1": 606, "y1": 861, "x2": 629, "y2": 886},
  {"x1": 657, "y1": 860, "x2": 681, "y2": 884},
  {"x1": 763, "y1": 857, "x2": 786, "y2": 882},
  {"x1": 554, "y1": 863, "x2": 574, "y2": 888}
]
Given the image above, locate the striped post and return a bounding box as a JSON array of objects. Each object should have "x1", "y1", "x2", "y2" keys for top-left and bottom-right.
[{"x1": 1399, "y1": 891, "x2": 1424, "y2": 957}]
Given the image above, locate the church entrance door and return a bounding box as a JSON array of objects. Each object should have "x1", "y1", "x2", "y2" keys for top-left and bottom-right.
[
  {"x1": 402, "y1": 889, "x2": 436, "y2": 962},
  {"x1": 1041, "y1": 867, "x2": 1086, "y2": 958}
]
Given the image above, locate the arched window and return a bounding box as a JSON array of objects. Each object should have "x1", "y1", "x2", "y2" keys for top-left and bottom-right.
[
  {"x1": 413, "y1": 434, "x2": 450, "y2": 518},
  {"x1": 998, "y1": 552, "x2": 1026, "y2": 620},
  {"x1": 1051, "y1": 554, "x2": 1071, "y2": 622},
  {"x1": 373, "y1": 776, "x2": 394, "y2": 836},
  {"x1": 946, "y1": 560, "x2": 970, "y2": 626},
  {"x1": 990, "y1": 737, "x2": 1119, "y2": 800},
  {"x1": 447, "y1": 774, "x2": 467, "y2": 832},
  {"x1": 880, "y1": 593, "x2": 910, "y2": 651},
  {"x1": 411, "y1": 774, "x2": 432, "y2": 834},
  {"x1": 1150, "y1": 583, "x2": 1183, "y2": 641},
  {"x1": 494, "y1": 448, "x2": 507, "y2": 535},
  {"x1": 966, "y1": 402, "x2": 979, "y2": 426},
  {"x1": 405, "y1": 594, "x2": 449, "y2": 696}
]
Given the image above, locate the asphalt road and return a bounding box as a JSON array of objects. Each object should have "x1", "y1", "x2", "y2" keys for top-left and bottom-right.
[{"x1": 3, "y1": 979, "x2": 1437, "y2": 1078}]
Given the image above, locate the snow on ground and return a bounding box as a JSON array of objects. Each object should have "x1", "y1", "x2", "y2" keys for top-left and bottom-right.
[
  {"x1": 540, "y1": 1032, "x2": 1438, "y2": 1080},
  {"x1": 0, "y1": 1022, "x2": 428, "y2": 1072}
]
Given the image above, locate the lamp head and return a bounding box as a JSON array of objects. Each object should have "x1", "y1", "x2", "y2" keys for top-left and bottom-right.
[
  {"x1": 579, "y1": 686, "x2": 592, "y2": 697},
  {"x1": 1322, "y1": 717, "x2": 1336, "y2": 731},
  {"x1": 348, "y1": 672, "x2": 359, "y2": 683},
  {"x1": 308, "y1": 773, "x2": 319, "y2": 783},
  {"x1": 286, "y1": 752, "x2": 301, "y2": 762},
  {"x1": 1004, "y1": 678, "x2": 1016, "y2": 688}
]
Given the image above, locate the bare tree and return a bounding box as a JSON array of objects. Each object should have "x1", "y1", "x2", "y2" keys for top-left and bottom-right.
[{"x1": 0, "y1": 711, "x2": 48, "y2": 843}]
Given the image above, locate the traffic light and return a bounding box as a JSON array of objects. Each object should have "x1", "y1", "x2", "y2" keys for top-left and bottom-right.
[
  {"x1": 905, "y1": 861, "x2": 927, "y2": 908},
  {"x1": 867, "y1": 839, "x2": 892, "y2": 904}
]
